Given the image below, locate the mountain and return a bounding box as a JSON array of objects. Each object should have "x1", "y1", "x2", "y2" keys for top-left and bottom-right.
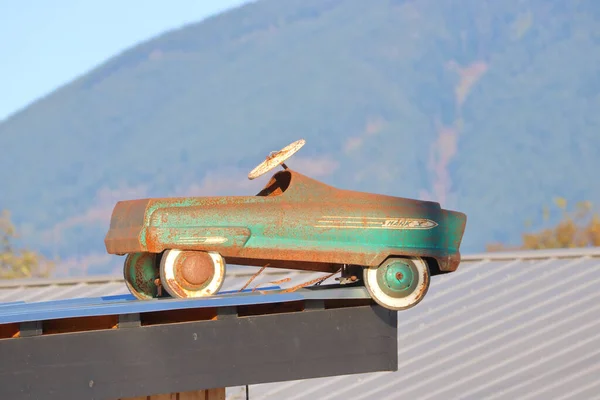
[{"x1": 1, "y1": 0, "x2": 599, "y2": 276}]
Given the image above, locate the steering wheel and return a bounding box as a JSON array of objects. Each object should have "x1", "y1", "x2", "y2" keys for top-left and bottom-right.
[{"x1": 248, "y1": 139, "x2": 306, "y2": 180}]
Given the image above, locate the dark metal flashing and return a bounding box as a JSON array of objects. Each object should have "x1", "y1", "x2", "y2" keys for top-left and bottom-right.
[
  {"x1": 0, "y1": 303, "x2": 397, "y2": 400},
  {"x1": 117, "y1": 313, "x2": 141, "y2": 328}
]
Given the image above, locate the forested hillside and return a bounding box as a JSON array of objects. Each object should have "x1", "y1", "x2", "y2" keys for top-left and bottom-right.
[{"x1": 1, "y1": 0, "x2": 599, "y2": 276}]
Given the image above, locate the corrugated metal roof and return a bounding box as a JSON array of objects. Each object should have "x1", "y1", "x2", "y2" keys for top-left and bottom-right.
[
  {"x1": 248, "y1": 247, "x2": 600, "y2": 400},
  {"x1": 2, "y1": 247, "x2": 600, "y2": 399}
]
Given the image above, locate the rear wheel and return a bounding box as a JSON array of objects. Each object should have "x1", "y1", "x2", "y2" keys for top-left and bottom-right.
[
  {"x1": 123, "y1": 252, "x2": 160, "y2": 300},
  {"x1": 363, "y1": 256, "x2": 430, "y2": 311},
  {"x1": 159, "y1": 249, "x2": 226, "y2": 298}
]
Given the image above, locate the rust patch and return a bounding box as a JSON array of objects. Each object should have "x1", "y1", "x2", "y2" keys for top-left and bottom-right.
[
  {"x1": 131, "y1": 252, "x2": 158, "y2": 296},
  {"x1": 174, "y1": 251, "x2": 215, "y2": 289},
  {"x1": 166, "y1": 278, "x2": 188, "y2": 298},
  {"x1": 281, "y1": 268, "x2": 341, "y2": 293},
  {"x1": 225, "y1": 257, "x2": 339, "y2": 273},
  {"x1": 154, "y1": 278, "x2": 164, "y2": 297},
  {"x1": 103, "y1": 198, "x2": 150, "y2": 254},
  {"x1": 252, "y1": 277, "x2": 291, "y2": 292},
  {"x1": 238, "y1": 264, "x2": 269, "y2": 292}
]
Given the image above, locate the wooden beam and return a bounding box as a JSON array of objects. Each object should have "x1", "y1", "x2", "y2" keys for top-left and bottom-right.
[{"x1": 119, "y1": 388, "x2": 225, "y2": 400}]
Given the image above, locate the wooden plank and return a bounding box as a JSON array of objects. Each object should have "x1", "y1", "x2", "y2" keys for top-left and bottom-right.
[
  {"x1": 119, "y1": 388, "x2": 225, "y2": 400},
  {"x1": 178, "y1": 390, "x2": 205, "y2": 399},
  {"x1": 206, "y1": 388, "x2": 226, "y2": 400},
  {"x1": 149, "y1": 394, "x2": 172, "y2": 400}
]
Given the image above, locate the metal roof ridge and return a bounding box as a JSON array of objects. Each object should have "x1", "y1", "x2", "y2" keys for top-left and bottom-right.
[
  {"x1": 0, "y1": 274, "x2": 124, "y2": 288},
  {"x1": 462, "y1": 246, "x2": 600, "y2": 261}
]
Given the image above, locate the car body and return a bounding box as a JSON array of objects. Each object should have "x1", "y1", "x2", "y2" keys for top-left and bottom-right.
[
  {"x1": 105, "y1": 168, "x2": 466, "y2": 274},
  {"x1": 104, "y1": 139, "x2": 467, "y2": 310}
]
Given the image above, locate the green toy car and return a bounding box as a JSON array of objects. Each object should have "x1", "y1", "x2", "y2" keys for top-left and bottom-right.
[{"x1": 104, "y1": 139, "x2": 467, "y2": 311}]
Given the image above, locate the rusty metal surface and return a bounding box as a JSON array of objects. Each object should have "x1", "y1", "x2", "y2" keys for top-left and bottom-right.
[
  {"x1": 248, "y1": 138, "x2": 306, "y2": 180},
  {"x1": 280, "y1": 268, "x2": 341, "y2": 293},
  {"x1": 174, "y1": 251, "x2": 215, "y2": 288},
  {"x1": 104, "y1": 168, "x2": 467, "y2": 274},
  {"x1": 104, "y1": 198, "x2": 150, "y2": 255},
  {"x1": 122, "y1": 252, "x2": 158, "y2": 300}
]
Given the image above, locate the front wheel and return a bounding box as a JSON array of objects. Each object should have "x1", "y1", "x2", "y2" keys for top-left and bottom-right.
[{"x1": 363, "y1": 256, "x2": 430, "y2": 311}]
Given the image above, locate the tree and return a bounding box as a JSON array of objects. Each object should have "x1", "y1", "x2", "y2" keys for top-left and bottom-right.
[
  {"x1": 487, "y1": 198, "x2": 600, "y2": 251},
  {"x1": 0, "y1": 209, "x2": 54, "y2": 279}
]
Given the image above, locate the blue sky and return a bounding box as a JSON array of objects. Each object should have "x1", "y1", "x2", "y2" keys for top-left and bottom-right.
[{"x1": 0, "y1": 0, "x2": 254, "y2": 121}]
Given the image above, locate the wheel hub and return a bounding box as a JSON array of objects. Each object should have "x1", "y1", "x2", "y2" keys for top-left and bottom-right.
[
  {"x1": 377, "y1": 259, "x2": 418, "y2": 298},
  {"x1": 174, "y1": 251, "x2": 215, "y2": 290},
  {"x1": 160, "y1": 249, "x2": 226, "y2": 299}
]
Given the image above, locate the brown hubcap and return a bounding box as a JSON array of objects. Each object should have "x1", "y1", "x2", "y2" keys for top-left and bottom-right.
[{"x1": 174, "y1": 251, "x2": 215, "y2": 289}]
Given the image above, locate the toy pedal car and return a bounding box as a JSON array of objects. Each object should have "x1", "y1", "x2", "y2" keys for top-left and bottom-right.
[{"x1": 104, "y1": 139, "x2": 467, "y2": 311}]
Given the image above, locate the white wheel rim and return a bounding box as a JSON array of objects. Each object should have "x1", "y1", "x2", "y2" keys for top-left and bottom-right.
[
  {"x1": 248, "y1": 139, "x2": 305, "y2": 180},
  {"x1": 364, "y1": 257, "x2": 429, "y2": 310},
  {"x1": 160, "y1": 249, "x2": 226, "y2": 298}
]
